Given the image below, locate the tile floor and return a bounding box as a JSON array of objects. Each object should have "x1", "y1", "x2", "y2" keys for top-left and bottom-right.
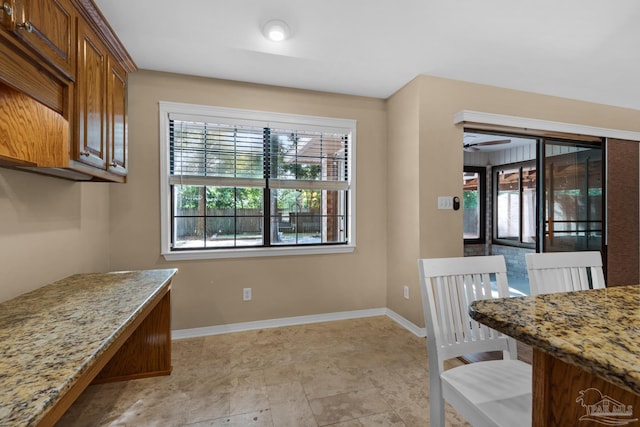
[{"x1": 57, "y1": 316, "x2": 471, "y2": 426}]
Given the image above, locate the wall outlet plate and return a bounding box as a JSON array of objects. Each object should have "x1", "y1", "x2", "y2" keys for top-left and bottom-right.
[
  {"x1": 243, "y1": 288, "x2": 252, "y2": 301},
  {"x1": 403, "y1": 285, "x2": 409, "y2": 299}
]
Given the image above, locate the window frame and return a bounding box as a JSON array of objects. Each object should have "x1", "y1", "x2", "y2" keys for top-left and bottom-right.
[
  {"x1": 159, "y1": 102, "x2": 357, "y2": 260},
  {"x1": 493, "y1": 159, "x2": 537, "y2": 248},
  {"x1": 463, "y1": 166, "x2": 486, "y2": 244}
]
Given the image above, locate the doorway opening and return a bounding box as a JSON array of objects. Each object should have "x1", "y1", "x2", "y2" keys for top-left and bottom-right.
[{"x1": 462, "y1": 130, "x2": 605, "y2": 296}]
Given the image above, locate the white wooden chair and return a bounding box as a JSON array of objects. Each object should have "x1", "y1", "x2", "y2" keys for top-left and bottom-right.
[
  {"x1": 525, "y1": 251, "x2": 605, "y2": 295},
  {"x1": 418, "y1": 255, "x2": 531, "y2": 427}
]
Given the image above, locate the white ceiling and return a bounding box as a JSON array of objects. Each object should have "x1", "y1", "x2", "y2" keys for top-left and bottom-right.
[{"x1": 95, "y1": 0, "x2": 640, "y2": 110}]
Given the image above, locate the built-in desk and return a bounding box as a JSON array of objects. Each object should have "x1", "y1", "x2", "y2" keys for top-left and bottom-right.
[
  {"x1": 0, "y1": 269, "x2": 177, "y2": 426},
  {"x1": 469, "y1": 285, "x2": 639, "y2": 427}
]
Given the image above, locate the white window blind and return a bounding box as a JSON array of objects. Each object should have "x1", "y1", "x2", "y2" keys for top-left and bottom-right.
[{"x1": 168, "y1": 117, "x2": 350, "y2": 190}]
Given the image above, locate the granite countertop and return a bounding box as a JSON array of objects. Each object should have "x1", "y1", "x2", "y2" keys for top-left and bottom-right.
[
  {"x1": 0, "y1": 268, "x2": 177, "y2": 427},
  {"x1": 469, "y1": 284, "x2": 640, "y2": 395}
]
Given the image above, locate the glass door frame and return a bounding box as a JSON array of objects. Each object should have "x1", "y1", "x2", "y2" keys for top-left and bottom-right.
[{"x1": 536, "y1": 138, "x2": 606, "y2": 254}]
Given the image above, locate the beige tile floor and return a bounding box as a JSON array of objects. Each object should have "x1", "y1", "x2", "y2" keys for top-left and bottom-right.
[{"x1": 57, "y1": 316, "x2": 471, "y2": 426}]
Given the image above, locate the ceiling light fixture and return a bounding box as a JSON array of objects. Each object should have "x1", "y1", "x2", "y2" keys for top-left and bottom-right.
[{"x1": 263, "y1": 19, "x2": 290, "y2": 42}]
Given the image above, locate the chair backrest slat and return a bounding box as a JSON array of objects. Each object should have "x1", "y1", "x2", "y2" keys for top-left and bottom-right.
[
  {"x1": 453, "y1": 275, "x2": 469, "y2": 343},
  {"x1": 466, "y1": 274, "x2": 482, "y2": 342}
]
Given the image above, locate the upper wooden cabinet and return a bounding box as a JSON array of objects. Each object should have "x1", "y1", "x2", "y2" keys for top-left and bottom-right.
[
  {"x1": 0, "y1": 0, "x2": 70, "y2": 113},
  {"x1": 75, "y1": 19, "x2": 128, "y2": 177},
  {"x1": 76, "y1": 19, "x2": 107, "y2": 170},
  {"x1": 0, "y1": 0, "x2": 136, "y2": 182},
  {"x1": 10, "y1": 0, "x2": 76, "y2": 78},
  {"x1": 107, "y1": 56, "x2": 127, "y2": 175}
]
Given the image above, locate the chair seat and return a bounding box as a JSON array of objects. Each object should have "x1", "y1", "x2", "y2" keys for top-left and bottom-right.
[{"x1": 441, "y1": 360, "x2": 532, "y2": 427}]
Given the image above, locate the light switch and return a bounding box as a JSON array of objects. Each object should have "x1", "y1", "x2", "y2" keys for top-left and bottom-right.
[{"x1": 438, "y1": 196, "x2": 453, "y2": 210}]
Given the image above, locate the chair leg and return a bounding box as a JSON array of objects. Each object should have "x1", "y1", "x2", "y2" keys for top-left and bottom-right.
[{"x1": 430, "y1": 377, "x2": 445, "y2": 427}]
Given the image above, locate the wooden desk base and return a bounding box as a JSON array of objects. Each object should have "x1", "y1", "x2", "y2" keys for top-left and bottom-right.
[
  {"x1": 39, "y1": 285, "x2": 172, "y2": 426},
  {"x1": 93, "y1": 290, "x2": 172, "y2": 383},
  {"x1": 533, "y1": 349, "x2": 640, "y2": 427}
]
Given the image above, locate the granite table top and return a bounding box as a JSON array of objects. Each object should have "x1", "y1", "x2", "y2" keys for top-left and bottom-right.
[
  {"x1": 0, "y1": 268, "x2": 178, "y2": 426},
  {"x1": 469, "y1": 284, "x2": 640, "y2": 396}
]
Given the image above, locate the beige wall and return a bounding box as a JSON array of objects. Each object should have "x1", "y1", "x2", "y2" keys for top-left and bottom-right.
[
  {"x1": 386, "y1": 79, "x2": 422, "y2": 325},
  {"x1": 109, "y1": 70, "x2": 388, "y2": 330},
  {"x1": 0, "y1": 169, "x2": 110, "y2": 302},
  {"x1": 2, "y1": 70, "x2": 639, "y2": 332},
  {"x1": 387, "y1": 75, "x2": 640, "y2": 327}
]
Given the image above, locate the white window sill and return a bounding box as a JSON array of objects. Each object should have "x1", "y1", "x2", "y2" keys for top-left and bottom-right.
[{"x1": 162, "y1": 244, "x2": 355, "y2": 261}]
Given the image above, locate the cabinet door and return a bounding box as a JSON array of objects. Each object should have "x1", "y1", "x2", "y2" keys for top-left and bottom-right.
[
  {"x1": 76, "y1": 21, "x2": 106, "y2": 169},
  {"x1": 12, "y1": 0, "x2": 75, "y2": 78},
  {"x1": 107, "y1": 56, "x2": 127, "y2": 175}
]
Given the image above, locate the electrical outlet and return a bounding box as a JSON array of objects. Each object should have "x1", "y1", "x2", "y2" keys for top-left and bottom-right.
[
  {"x1": 403, "y1": 285, "x2": 409, "y2": 299},
  {"x1": 243, "y1": 288, "x2": 252, "y2": 301}
]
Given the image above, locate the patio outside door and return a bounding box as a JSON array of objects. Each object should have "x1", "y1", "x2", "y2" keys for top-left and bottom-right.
[{"x1": 540, "y1": 140, "x2": 604, "y2": 252}]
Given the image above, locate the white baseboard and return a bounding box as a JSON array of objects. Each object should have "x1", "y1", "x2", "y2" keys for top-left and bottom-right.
[
  {"x1": 386, "y1": 309, "x2": 427, "y2": 337},
  {"x1": 172, "y1": 308, "x2": 426, "y2": 340}
]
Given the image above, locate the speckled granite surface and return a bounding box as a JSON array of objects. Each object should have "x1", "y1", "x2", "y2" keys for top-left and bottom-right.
[
  {"x1": 0, "y1": 269, "x2": 177, "y2": 427},
  {"x1": 469, "y1": 285, "x2": 639, "y2": 395}
]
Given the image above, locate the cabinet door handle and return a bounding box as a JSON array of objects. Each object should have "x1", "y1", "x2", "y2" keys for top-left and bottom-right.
[
  {"x1": 81, "y1": 150, "x2": 91, "y2": 157},
  {"x1": 2, "y1": 2, "x2": 13, "y2": 16},
  {"x1": 110, "y1": 161, "x2": 118, "y2": 167},
  {"x1": 17, "y1": 20, "x2": 33, "y2": 32},
  {"x1": 1, "y1": 1, "x2": 15, "y2": 30}
]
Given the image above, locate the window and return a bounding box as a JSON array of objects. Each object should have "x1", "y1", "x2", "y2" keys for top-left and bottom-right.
[
  {"x1": 463, "y1": 166, "x2": 486, "y2": 243},
  {"x1": 494, "y1": 161, "x2": 536, "y2": 247},
  {"x1": 159, "y1": 103, "x2": 356, "y2": 260}
]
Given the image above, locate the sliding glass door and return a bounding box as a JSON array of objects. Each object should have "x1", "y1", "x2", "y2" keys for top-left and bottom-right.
[{"x1": 540, "y1": 140, "x2": 604, "y2": 252}]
